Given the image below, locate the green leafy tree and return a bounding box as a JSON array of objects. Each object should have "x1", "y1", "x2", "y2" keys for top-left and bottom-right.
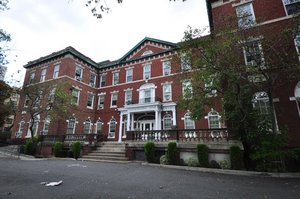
[
  {"x1": 178, "y1": 16, "x2": 300, "y2": 168},
  {"x1": 0, "y1": 80, "x2": 12, "y2": 128},
  {"x1": 19, "y1": 81, "x2": 72, "y2": 141}
]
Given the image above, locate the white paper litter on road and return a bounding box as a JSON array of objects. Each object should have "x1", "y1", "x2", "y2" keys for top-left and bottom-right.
[{"x1": 45, "y1": 180, "x2": 63, "y2": 186}]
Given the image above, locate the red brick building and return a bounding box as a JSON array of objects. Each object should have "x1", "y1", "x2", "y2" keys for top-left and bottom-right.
[
  {"x1": 207, "y1": 0, "x2": 300, "y2": 147},
  {"x1": 12, "y1": 37, "x2": 224, "y2": 144}
]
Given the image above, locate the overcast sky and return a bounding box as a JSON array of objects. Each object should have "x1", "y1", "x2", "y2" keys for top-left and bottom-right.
[{"x1": 1, "y1": 0, "x2": 209, "y2": 86}]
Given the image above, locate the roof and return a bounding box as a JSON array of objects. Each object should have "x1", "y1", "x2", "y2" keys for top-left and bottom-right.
[{"x1": 24, "y1": 46, "x2": 98, "y2": 69}]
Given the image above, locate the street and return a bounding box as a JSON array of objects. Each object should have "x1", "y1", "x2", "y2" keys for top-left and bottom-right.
[{"x1": 0, "y1": 158, "x2": 299, "y2": 199}]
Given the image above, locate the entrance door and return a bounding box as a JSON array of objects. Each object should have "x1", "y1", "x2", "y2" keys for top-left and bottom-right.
[{"x1": 139, "y1": 120, "x2": 154, "y2": 131}]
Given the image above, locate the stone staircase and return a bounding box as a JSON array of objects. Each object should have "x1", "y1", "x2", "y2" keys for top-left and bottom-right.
[{"x1": 82, "y1": 142, "x2": 129, "y2": 162}]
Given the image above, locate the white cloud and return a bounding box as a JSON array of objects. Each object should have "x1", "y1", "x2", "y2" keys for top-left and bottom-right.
[{"x1": 1, "y1": 0, "x2": 209, "y2": 86}]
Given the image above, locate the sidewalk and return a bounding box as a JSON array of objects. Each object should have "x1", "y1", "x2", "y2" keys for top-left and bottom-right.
[
  {"x1": 0, "y1": 145, "x2": 37, "y2": 160},
  {"x1": 142, "y1": 162, "x2": 300, "y2": 178}
]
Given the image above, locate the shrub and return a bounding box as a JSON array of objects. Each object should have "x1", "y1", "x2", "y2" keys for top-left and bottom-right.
[
  {"x1": 186, "y1": 158, "x2": 198, "y2": 167},
  {"x1": 160, "y1": 155, "x2": 168, "y2": 165},
  {"x1": 72, "y1": 141, "x2": 82, "y2": 160},
  {"x1": 24, "y1": 138, "x2": 38, "y2": 155},
  {"x1": 197, "y1": 144, "x2": 209, "y2": 167},
  {"x1": 144, "y1": 142, "x2": 155, "y2": 163},
  {"x1": 230, "y1": 145, "x2": 243, "y2": 170},
  {"x1": 167, "y1": 142, "x2": 178, "y2": 165},
  {"x1": 292, "y1": 148, "x2": 300, "y2": 161},
  {"x1": 0, "y1": 131, "x2": 11, "y2": 142},
  {"x1": 219, "y1": 160, "x2": 230, "y2": 169},
  {"x1": 210, "y1": 160, "x2": 221, "y2": 169},
  {"x1": 53, "y1": 141, "x2": 63, "y2": 157}
]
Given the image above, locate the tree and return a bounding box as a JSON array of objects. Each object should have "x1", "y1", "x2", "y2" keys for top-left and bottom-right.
[
  {"x1": 83, "y1": 0, "x2": 186, "y2": 19},
  {"x1": 19, "y1": 82, "x2": 71, "y2": 141},
  {"x1": 0, "y1": 0, "x2": 11, "y2": 79},
  {"x1": 178, "y1": 15, "x2": 300, "y2": 168},
  {"x1": 0, "y1": 80, "x2": 12, "y2": 129}
]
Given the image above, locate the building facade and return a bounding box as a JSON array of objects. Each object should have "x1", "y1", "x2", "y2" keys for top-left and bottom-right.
[
  {"x1": 208, "y1": 0, "x2": 300, "y2": 147},
  {"x1": 12, "y1": 38, "x2": 223, "y2": 143}
]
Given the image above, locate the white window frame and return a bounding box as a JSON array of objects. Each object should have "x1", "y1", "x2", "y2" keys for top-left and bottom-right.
[
  {"x1": 112, "y1": 72, "x2": 119, "y2": 85},
  {"x1": 43, "y1": 116, "x2": 51, "y2": 135},
  {"x1": 294, "y1": 33, "x2": 300, "y2": 61},
  {"x1": 72, "y1": 89, "x2": 80, "y2": 105},
  {"x1": 125, "y1": 90, "x2": 132, "y2": 105},
  {"x1": 181, "y1": 54, "x2": 191, "y2": 71},
  {"x1": 184, "y1": 112, "x2": 195, "y2": 129},
  {"x1": 295, "y1": 81, "x2": 300, "y2": 117},
  {"x1": 83, "y1": 119, "x2": 92, "y2": 134},
  {"x1": 66, "y1": 116, "x2": 76, "y2": 134},
  {"x1": 143, "y1": 63, "x2": 151, "y2": 80},
  {"x1": 235, "y1": 2, "x2": 255, "y2": 28},
  {"x1": 111, "y1": 92, "x2": 118, "y2": 107},
  {"x1": 126, "y1": 69, "x2": 133, "y2": 83},
  {"x1": 207, "y1": 109, "x2": 221, "y2": 129},
  {"x1": 95, "y1": 119, "x2": 103, "y2": 134},
  {"x1": 86, "y1": 93, "x2": 94, "y2": 109},
  {"x1": 17, "y1": 119, "x2": 25, "y2": 137},
  {"x1": 243, "y1": 40, "x2": 264, "y2": 66},
  {"x1": 75, "y1": 66, "x2": 83, "y2": 81},
  {"x1": 26, "y1": 115, "x2": 40, "y2": 138},
  {"x1": 98, "y1": 94, "x2": 105, "y2": 109},
  {"x1": 29, "y1": 72, "x2": 35, "y2": 84},
  {"x1": 252, "y1": 91, "x2": 270, "y2": 115},
  {"x1": 100, "y1": 74, "x2": 106, "y2": 87},
  {"x1": 163, "y1": 60, "x2": 171, "y2": 76},
  {"x1": 163, "y1": 83, "x2": 172, "y2": 102},
  {"x1": 89, "y1": 73, "x2": 96, "y2": 87},
  {"x1": 282, "y1": 0, "x2": 300, "y2": 16},
  {"x1": 163, "y1": 114, "x2": 172, "y2": 130},
  {"x1": 53, "y1": 65, "x2": 60, "y2": 79},
  {"x1": 40, "y1": 68, "x2": 47, "y2": 82},
  {"x1": 182, "y1": 80, "x2": 192, "y2": 99},
  {"x1": 108, "y1": 118, "x2": 116, "y2": 138}
]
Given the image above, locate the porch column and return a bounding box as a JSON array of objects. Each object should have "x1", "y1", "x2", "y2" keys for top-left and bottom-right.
[
  {"x1": 126, "y1": 113, "x2": 130, "y2": 131},
  {"x1": 118, "y1": 113, "x2": 123, "y2": 143},
  {"x1": 155, "y1": 110, "x2": 161, "y2": 130},
  {"x1": 172, "y1": 106, "x2": 177, "y2": 126},
  {"x1": 131, "y1": 114, "x2": 134, "y2": 130}
]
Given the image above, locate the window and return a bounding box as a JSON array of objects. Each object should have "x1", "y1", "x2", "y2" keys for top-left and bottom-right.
[
  {"x1": 100, "y1": 75, "x2": 106, "y2": 87},
  {"x1": 40, "y1": 69, "x2": 47, "y2": 82},
  {"x1": 26, "y1": 115, "x2": 40, "y2": 137},
  {"x1": 29, "y1": 73, "x2": 35, "y2": 84},
  {"x1": 283, "y1": 0, "x2": 300, "y2": 15},
  {"x1": 163, "y1": 84, "x2": 172, "y2": 101},
  {"x1": 67, "y1": 116, "x2": 76, "y2": 134},
  {"x1": 111, "y1": 92, "x2": 118, "y2": 107},
  {"x1": 144, "y1": 89, "x2": 151, "y2": 103},
  {"x1": 43, "y1": 116, "x2": 51, "y2": 135},
  {"x1": 89, "y1": 73, "x2": 96, "y2": 87},
  {"x1": 142, "y1": 50, "x2": 153, "y2": 56},
  {"x1": 143, "y1": 63, "x2": 151, "y2": 79},
  {"x1": 53, "y1": 64, "x2": 60, "y2": 79},
  {"x1": 83, "y1": 119, "x2": 92, "y2": 134},
  {"x1": 236, "y1": 3, "x2": 255, "y2": 28},
  {"x1": 163, "y1": 61, "x2": 171, "y2": 76},
  {"x1": 108, "y1": 118, "x2": 116, "y2": 138},
  {"x1": 139, "y1": 83, "x2": 155, "y2": 104},
  {"x1": 126, "y1": 69, "x2": 133, "y2": 83},
  {"x1": 98, "y1": 94, "x2": 105, "y2": 109},
  {"x1": 182, "y1": 80, "x2": 192, "y2": 99},
  {"x1": 163, "y1": 114, "x2": 172, "y2": 130},
  {"x1": 48, "y1": 88, "x2": 56, "y2": 103},
  {"x1": 244, "y1": 40, "x2": 264, "y2": 66},
  {"x1": 295, "y1": 81, "x2": 300, "y2": 117},
  {"x1": 207, "y1": 109, "x2": 220, "y2": 129},
  {"x1": 181, "y1": 54, "x2": 191, "y2": 71},
  {"x1": 252, "y1": 91, "x2": 270, "y2": 115},
  {"x1": 18, "y1": 119, "x2": 25, "y2": 137},
  {"x1": 96, "y1": 119, "x2": 103, "y2": 134},
  {"x1": 75, "y1": 66, "x2": 83, "y2": 81},
  {"x1": 113, "y1": 72, "x2": 119, "y2": 85},
  {"x1": 125, "y1": 90, "x2": 132, "y2": 105},
  {"x1": 184, "y1": 113, "x2": 195, "y2": 129},
  {"x1": 86, "y1": 93, "x2": 94, "y2": 108},
  {"x1": 295, "y1": 33, "x2": 300, "y2": 61},
  {"x1": 72, "y1": 89, "x2": 80, "y2": 105}
]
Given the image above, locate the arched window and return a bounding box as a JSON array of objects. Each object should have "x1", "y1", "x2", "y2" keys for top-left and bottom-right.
[
  {"x1": 83, "y1": 118, "x2": 92, "y2": 134},
  {"x1": 163, "y1": 114, "x2": 172, "y2": 130},
  {"x1": 252, "y1": 91, "x2": 270, "y2": 115},
  {"x1": 295, "y1": 81, "x2": 300, "y2": 117},
  {"x1": 96, "y1": 119, "x2": 103, "y2": 134},
  {"x1": 26, "y1": 115, "x2": 40, "y2": 137},
  {"x1": 43, "y1": 116, "x2": 51, "y2": 135},
  {"x1": 108, "y1": 118, "x2": 116, "y2": 138},
  {"x1": 66, "y1": 115, "x2": 76, "y2": 134},
  {"x1": 207, "y1": 109, "x2": 220, "y2": 129},
  {"x1": 184, "y1": 112, "x2": 195, "y2": 129}
]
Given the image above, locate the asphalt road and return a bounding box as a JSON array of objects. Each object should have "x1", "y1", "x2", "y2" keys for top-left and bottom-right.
[{"x1": 0, "y1": 159, "x2": 299, "y2": 199}]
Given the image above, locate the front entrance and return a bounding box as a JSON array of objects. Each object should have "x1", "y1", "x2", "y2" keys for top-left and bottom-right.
[{"x1": 138, "y1": 120, "x2": 155, "y2": 131}]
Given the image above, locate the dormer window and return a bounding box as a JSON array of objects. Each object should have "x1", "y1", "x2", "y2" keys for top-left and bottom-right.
[{"x1": 142, "y1": 50, "x2": 153, "y2": 56}]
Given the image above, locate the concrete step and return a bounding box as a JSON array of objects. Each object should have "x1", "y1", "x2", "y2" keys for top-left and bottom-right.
[
  {"x1": 83, "y1": 155, "x2": 129, "y2": 161},
  {"x1": 94, "y1": 148, "x2": 126, "y2": 153},
  {"x1": 88, "y1": 152, "x2": 125, "y2": 157}
]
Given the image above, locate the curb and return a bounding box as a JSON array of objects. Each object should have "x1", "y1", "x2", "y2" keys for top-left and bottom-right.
[{"x1": 141, "y1": 163, "x2": 300, "y2": 178}]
